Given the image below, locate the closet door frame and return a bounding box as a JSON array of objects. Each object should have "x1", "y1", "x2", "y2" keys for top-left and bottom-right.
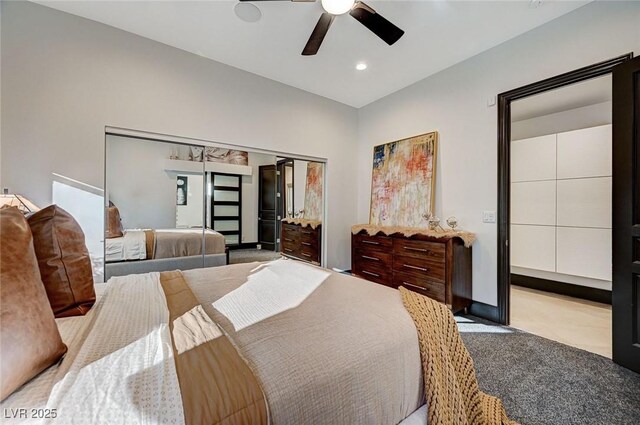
[{"x1": 494, "y1": 53, "x2": 633, "y2": 326}]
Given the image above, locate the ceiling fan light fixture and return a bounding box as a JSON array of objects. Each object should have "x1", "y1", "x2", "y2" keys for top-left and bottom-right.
[{"x1": 321, "y1": 0, "x2": 355, "y2": 15}]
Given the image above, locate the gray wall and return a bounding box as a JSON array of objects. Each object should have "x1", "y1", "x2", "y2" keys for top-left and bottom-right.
[
  {"x1": 0, "y1": 1, "x2": 358, "y2": 269},
  {"x1": 356, "y1": 1, "x2": 639, "y2": 306}
]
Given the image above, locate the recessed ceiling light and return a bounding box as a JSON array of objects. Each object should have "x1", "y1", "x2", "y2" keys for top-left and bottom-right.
[
  {"x1": 356, "y1": 63, "x2": 367, "y2": 71},
  {"x1": 234, "y1": 3, "x2": 262, "y2": 23}
]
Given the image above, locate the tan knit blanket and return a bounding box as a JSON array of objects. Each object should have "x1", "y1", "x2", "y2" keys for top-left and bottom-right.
[{"x1": 400, "y1": 287, "x2": 518, "y2": 425}]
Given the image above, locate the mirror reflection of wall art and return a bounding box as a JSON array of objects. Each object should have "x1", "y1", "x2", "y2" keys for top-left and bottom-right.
[
  {"x1": 369, "y1": 131, "x2": 438, "y2": 227},
  {"x1": 176, "y1": 176, "x2": 188, "y2": 206},
  {"x1": 204, "y1": 147, "x2": 249, "y2": 165},
  {"x1": 303, "y1": 162, "x2": 323, "y2": 221},
  {"x1": 190, "y1": 146, "x2": 204, "y2": 162}
]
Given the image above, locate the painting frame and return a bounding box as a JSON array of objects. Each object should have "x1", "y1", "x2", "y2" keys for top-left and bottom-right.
[{"x1": 369, "y1": 131, "x2": 438, "y2": 227}]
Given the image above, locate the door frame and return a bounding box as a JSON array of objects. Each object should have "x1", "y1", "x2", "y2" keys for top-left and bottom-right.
[{"x1": 496, "y1": 53, "x2": 633, "y2": 325}]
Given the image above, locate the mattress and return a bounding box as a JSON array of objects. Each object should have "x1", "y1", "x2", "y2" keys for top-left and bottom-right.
[
  {"x1": 105, "y1": 228, "x2": 226, "y2": 262},
  {"x1": 1, "y1": 261, "x2": 427, "y2": 424}
]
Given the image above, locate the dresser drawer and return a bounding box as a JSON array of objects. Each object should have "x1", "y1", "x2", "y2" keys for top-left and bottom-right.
[
  {"x1": 353, "y1": 234, "x2": 393, "y2": 251},
  {"x1": 394, "y1": 272, "x2": 445, "y2": 303},
  {"x1": 393, "y1": 239, "x2": 445, "y2": 262},
  {"x1": 298, "y1": 248, "x2": 319, "y2": 263},
  {"x1": 393, "y1": 254, "x2": 445, "y2": 282},
  {"x1": 282, "y1": 245, "x2": 300, "y2": 257},
  {"x1": 352, "y1": 249, "x2": 393, "y2": 268},
  {"x1": 298, "y1": 227, "x2": 318, "y2": 238},
  {"x1": 353, "y1": 263, "x2": 392, "y2": 286},
  {"x1": 283, "y1": 224, "x2": 300, "y2": 237}
]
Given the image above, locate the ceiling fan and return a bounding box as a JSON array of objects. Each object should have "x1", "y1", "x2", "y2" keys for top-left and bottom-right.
[{"x1": 239, "y1": 0, "x2": 405, "y2": 56}]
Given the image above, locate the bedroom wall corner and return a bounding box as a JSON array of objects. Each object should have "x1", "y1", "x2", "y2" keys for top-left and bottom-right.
[
  {"x1": 356, "y1": 0, "x2": 640, "y2": 306},
  {"x1": 0, "y1": 0, "x2": 359, "y2": 270}
]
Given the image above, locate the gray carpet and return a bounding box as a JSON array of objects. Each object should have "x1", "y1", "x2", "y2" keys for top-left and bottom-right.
[
  {"x1": 458, "y1": 316, "x2": 640, "y2": 425},
  {"x1": 228, "y1": 248, "x2": 283, "y2": 264}
]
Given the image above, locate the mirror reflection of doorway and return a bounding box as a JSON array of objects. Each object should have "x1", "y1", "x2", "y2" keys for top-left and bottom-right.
[{"x1": 258, "y1": 164, "x2": 277, "y2": 252}]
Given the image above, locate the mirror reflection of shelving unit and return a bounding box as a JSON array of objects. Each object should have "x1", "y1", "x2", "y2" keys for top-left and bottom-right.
[{"x1": 210, "y1": 173, "x2": 241, "y2": 246}]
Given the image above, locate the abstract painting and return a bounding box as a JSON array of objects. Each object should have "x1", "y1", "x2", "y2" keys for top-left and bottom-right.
[
  {"x1": 204, "y1": 147, "x2": 249, "y2": 165},
  {"x1": 369, "y1": 132, "x2": 438, "y2": 227},
  {"x1": 304, "y1": 162, "x2": 324, "y2": 221}
]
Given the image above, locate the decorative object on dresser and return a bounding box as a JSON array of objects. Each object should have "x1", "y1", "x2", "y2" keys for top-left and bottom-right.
[
  {"x1": 370, "y1": 131, "x2": 438, "y2": 227},
  {"x1": 351, "y1": 224, "x2": 474, "y2": 313},
  {"x1": 280, "y1": 219, "x2": 321, "y2": 264}
]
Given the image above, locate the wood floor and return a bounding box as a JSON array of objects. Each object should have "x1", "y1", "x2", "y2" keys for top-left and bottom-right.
[{"x1": 510, "y1": 285, "x2": 612, "y2": 358}]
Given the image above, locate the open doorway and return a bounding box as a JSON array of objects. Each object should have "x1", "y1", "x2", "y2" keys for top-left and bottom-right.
[
  {"x1": 509, "y1": 74, "x2": 613, "y2": 357},
  {"x1": 496, "y1": 53, "x2": 640, "y2": 371}
]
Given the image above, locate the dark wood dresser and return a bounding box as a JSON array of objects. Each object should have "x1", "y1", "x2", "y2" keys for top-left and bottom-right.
[
  {"x1": 351, "y1": 231, "x2": 472, "y2": 313},
  {"x1": 281, "y1": 222, "x2": 321, "y2": 264}
]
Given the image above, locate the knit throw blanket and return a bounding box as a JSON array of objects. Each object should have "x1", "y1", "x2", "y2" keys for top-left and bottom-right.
[{"x1": 400, "y1": 287, "x2": 518, "y2": 425}]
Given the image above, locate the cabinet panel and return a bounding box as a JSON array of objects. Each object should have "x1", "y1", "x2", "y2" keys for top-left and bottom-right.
[
  {"x1": 557, "y1": 177, "x2": 611, "y2": 228},
  {"x1": 557, "y1": 124, "x2": 612, "y2": 179},
  {"x1": 510, "y1": 225, "x2": 555, "y2": 271},
  {"x1": 511, "y1": 181, "x2": 556, "y2": 225},
  {"x1": 511, "y1": 134, "x2": 556, "y2": 182},
  {"x1": 557, "y1": 227, "x2": 611, "y2": 280}
]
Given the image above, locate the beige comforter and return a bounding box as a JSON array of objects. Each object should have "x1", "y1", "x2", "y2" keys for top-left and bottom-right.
[
  {"x1": 151, "y1": 229, "x2": 226, "y2": 259},
  {"x1": 183, "y1": 261, "x2": 424, "y2": 425}
]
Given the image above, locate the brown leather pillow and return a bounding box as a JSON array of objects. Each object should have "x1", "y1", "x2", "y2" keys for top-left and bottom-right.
[
  {"x1": 0, "y1": 206, "x2": 67, "y2": 400},
  {"x1": 28, "y1": 205, "x2": 96, "y2": 318},
  {"x1": 105, "y1": 205, "x2": 124, "y2": 239}
]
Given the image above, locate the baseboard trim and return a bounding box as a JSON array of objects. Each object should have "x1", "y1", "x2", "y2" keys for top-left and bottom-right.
[
  {"x1": 227, "y1": 243, "x2": 258, "y2": 251},
  {"x1": 468, "y1": 301, "x2": 501, "y2": 324},
  {"x1": 511, "y1": 274, "x2": 611, "y2": 304}
]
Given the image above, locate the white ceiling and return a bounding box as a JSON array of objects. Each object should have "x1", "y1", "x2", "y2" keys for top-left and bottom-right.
[
  {"x1": 512, "y1": 74, "x2": 611, "y2": 122},
  {"x1": 35, "y1": 0, "x2": 590, "y2": 108}
]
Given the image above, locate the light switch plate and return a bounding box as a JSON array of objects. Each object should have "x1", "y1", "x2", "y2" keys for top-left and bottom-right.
[{"x1": 482, "y1": 210, "x2": 496, "y2": 223}]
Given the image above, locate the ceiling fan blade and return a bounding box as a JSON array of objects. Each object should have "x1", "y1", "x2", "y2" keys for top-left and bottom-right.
[
  {"x1": 302, "y1": 13, "x2": 335, "y2": 56},
  {"x1": 349, "y1": 1, "x2": 404, "y2": 46}
]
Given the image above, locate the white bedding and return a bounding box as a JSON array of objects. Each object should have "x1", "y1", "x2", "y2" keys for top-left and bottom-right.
[
  {"x1": 0, "y1": 277, "x2": 184, "y2": 425},
  {"x1": 105, "y1": 230, "x2": 146, "y2": 262}
]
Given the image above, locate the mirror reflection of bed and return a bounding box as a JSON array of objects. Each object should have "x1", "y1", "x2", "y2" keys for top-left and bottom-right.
[{"x1": 105, "y1": 134, "x2": 325, "y2": 275}]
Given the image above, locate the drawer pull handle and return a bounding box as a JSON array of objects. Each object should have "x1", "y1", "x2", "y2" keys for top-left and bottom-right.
[
  {"x1": 301, "y1": 242, "x2": 311, "y2": 246},
  {"x1": 301, "y1": 252, "x2": 312, "y2": 257},
  {"x1": 362, "y1": 270, "x2": 380, "y2": 277},
  {"x1": 362, "y1": 240, "x2": 380, "y2": 245},
  {"x1": 362, "y1": 255, "x2": 380, "y2": 261},
  {"x1": 284, "y1": 238, "x2": 293, "y2": 242},
  {"x1": 403, "y1": 264, "x2": 429, "y2": 272},
  {"x1": 284, "y1": 248, "x2": 293, "y2": 252},
  {"x1": 403, "y1": 282, "x2": 426, "y2": 291},
  {"x1": 404, "y1": 246, "x2": 428, "y2": 253}
]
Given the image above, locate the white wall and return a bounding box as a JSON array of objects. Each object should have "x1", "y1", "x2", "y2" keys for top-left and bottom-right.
[
  {"x1": 511, "y1": 101, "x2": 612, "y2": 140},
  {"x1": 0, "y1": 1, "x2": 358, "y2": 269},
  {"x1": 356, "y1": 1, "x2": 640, "y2": 306},
  {"x1": 106, "y1": 135, "x2": 198, "y2": 230}
]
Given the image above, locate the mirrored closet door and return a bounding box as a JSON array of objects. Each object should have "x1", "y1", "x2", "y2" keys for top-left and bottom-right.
[{"x1": 104, "y1": 135, "x2": 227, "y2": 279}]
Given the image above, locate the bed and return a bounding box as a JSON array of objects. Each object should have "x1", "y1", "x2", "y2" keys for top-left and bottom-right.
[
  {"x1": 1, "y1": 259, "x2": 429, "y2": 425},
  {"x1": 105, "y1": 228, "x2": 228, "y2": 279}
]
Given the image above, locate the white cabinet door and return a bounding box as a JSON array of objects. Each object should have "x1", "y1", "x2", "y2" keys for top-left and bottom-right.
[
  {"x1": 511, "y1": 134, "x2": 556, "y2": 182},
  {"x1": 556, "y1": 227, "x2": 611, "y2": 281},
  {"x1": 557, "y1": 177, "x2": 611, "y2": 228},
  {"x1": 510, "y1": 225, "x2": 555, "y2": 272},
  {"x1": 557, "y1": 124, "x2": 612, "y2": 179},
  {"x1": 511, "y1": 181, "x2": 556, "y2": 225}
]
